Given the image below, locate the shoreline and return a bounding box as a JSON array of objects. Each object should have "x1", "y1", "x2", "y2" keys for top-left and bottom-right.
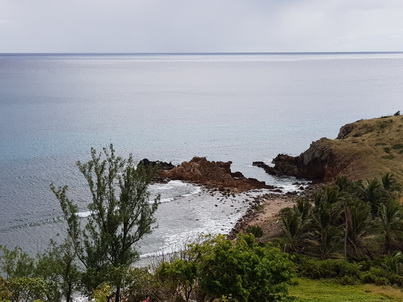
[{"x1": 229, "y1": 192, "x2": 297, "y2": 240}]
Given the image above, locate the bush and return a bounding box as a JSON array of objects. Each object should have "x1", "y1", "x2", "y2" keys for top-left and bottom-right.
[
  {"x1": 9, "y1": 277, "x2": 48, "y2": 302},
  {"x1": 360, "y1": 266, "x2": 403, "y2": 287},
  {"x1": 156, "y1": 234, "x2": 295, "y2": 302},
  {"x1": 245, "y1": 225, "x2": 263, "y2": 238},
  {"x1": 297, "y1": 258, "x2": 361, "y2": 280}
]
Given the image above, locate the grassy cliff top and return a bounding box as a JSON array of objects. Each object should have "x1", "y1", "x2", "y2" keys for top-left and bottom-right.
[{"x1": 318, "y1": 114, "x2": 403, "y2": 182}]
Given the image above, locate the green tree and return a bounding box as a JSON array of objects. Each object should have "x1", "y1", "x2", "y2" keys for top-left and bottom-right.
[
  {"x1": 191, "y1": 234, "x2": 294, "y2": 302},
  {"x1": 310, "y1": 186, "x2": 344, "y2": 259},
  {"x1": 346, "y1": 200, "x2": 373, "y2": 258},
  {"x1": 50, "y1": 145, "x2": 159, "y2": 302},
  {"x1": 280, "y1": 207, "x2": 304, "y2": 254},
  {"x1": 382, "y1": 251, "x2": 403, "y2": 275},
  {"x1": 0, "y1": 246, "x2": 35, "y2": 280},
  {"x1": 35, "y1": 240, "x2": 80, "y2": 302},
  {"x1": 155, "y1": 259, "x2": 198, "y2": 302},
  {"x1": 280, "y1": 199, "x2": 312, "y2": 254},
  {"x1": 381, "y1": 173, "x2": 402, "y2": 196},
  {"x1": 155, "y1": 235, "x2": 294, "y2": 302},
  {"x1": 0, "y1": 276, "x2": 12, "y2": 301},
  {"x1": 361, "y1": 178, "x2": 386, "y2": 217},
  {"x1": 379, "y1": 200, "x2": 402, "y2": 254},
  {"x1": 8, "y1": 277, "x2": 47, "y2": 302}
]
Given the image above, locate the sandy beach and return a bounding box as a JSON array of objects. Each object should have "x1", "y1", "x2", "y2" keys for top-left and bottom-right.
[{"x1": 230, "y1": 193, "x2": 297, "y2": 241}]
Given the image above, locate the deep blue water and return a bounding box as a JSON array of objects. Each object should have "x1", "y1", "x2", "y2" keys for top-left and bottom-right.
[{"x1": 1, "y1": 53, "x2": 403, "y2": 254}]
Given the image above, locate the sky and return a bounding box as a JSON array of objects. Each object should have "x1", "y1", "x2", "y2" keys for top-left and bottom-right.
[{"x1": 1, "y1": 0, "x2": 403, "y2": 53}]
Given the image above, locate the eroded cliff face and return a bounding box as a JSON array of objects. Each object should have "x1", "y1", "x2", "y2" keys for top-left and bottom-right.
[
  {"x1": 255, "y1": 115, "x2": 403, "y2": 182},
  {"x1": 254, "y1": 139, "x2": 343, "y2": 181}
]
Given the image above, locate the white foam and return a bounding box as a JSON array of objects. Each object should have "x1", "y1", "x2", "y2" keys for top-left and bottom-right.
[
  {"x1": 182, "y1": 186, "x2": 201, "y2": 197},
  {"x1": 159, "y1": 197, "x2": 175, "y2": 203},
  {"x1": 151, "y1": 180, "x2": 188, "y2": 191},
  {"x1": 76, "y1": 211, "x2": 94, "y2": 218}
]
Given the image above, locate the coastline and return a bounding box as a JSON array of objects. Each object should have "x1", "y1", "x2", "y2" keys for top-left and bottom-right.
[{"x1": 229, "y1": 192, "x2": 297, "y2": 240}]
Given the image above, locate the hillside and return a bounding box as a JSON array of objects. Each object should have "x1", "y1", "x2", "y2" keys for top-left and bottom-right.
[{"x1": 255, "y1": 114, "x2": 403, "y2": 182}]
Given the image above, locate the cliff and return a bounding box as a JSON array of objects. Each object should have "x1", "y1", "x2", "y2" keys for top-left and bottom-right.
[{"x1": 254, "y1": 115, "x2": 403, "y2": 182}]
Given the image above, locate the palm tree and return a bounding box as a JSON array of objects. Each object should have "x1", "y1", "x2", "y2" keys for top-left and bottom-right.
[
  {"x1": 295, "y1": 198, "x2": 312, "y2": 222},
  {"x1": 379, "y1": 200, "x2": 402, "y2": 254},
  {"x1": 361, "y1": 178, "x2": 386, "y2": 217},
  {"x1": 346, "y1": 200, "x2": 373, "y2": 258},
  {"x1": 382, "y1": 252, "x2": 403, "y2": 275},
  {"x1": 280, "y1": 208, "x2": 304, "y2": 253},
  {"x1": 381, "y1": 173, "x2": 402, "y2": 197},
  {"x1": 280, "y1": 199, "x2": 312, "y2": 254},
  {"x1": 310, "y1": 186, "x2": 344, "y2": 259}
]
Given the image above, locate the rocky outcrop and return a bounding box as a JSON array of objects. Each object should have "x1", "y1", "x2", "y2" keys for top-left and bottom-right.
[
  {"x1": 158, "y1": 156, "x2": 276, "y2": 192},
  {"x1": 254, "y1": 115, "x2": 403, "y2": 182},
  {"x1": 139, "y1": 158, "x2": 176, "y2": 170},
  {"x1": 254, "y1": 138, "x2": 343, "y2": 181}
]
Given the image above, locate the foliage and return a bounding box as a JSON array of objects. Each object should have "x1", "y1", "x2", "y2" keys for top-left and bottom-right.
[
  {"x1": 93, "y1": 283, "x2": 112, "y2": 302},
  {"x1": 50, "y1": 144, "x2": 159, "y2": 301},
  {"x1": 0, "y1": 246, "x2": 35, "y2": 280},
  {"x1": 34, "y1": 240, "x2": 80, "y2": 302},
  {"x1": 296, "y1": 257, "x2": 361, "y2": 281},
  {"x1": 8, "y1": 277, "x2": 48, "y2": 302},
  {"x1": 0, "y1": 242, "x2": 80, "y2": 302},
  {"x1": 244, "y1": 225, "x2": 263, "y2": 238},
  {"x1": 279, "y1": 173, "x2": 403, "y2": 259},
  {"x1": 156, "y1": 234, "x2": 295, "y2": 302},
  {"x1": 378, "y1": 200, "x2": 403, "y2": 254},
  {"x1": 0, "y1": 277, "x2": 12, "y2": 301},
  {"x1": 382, "y1": 252, "x2": 403, "y2": 275},
  {"x1": 124, "y1": 268, "x2": 156, "y2": 302},
  {"x1": 155, "y1": 258, "x2": 198, "y2": 302}
]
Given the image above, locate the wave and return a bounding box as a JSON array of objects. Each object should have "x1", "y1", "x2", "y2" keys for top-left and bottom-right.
[
  {"x1": 182, "y1": 186, "x2": 202, "y2": 197},
  {"x1": 160, "y1": 197, "x2": 175, "y2": 203},
  {"x1": 76, "y1": 211, "x2": 94, "y2": 218},
  {"x1": 151, "y1": 180, "x2": 189, "y2": 190}
]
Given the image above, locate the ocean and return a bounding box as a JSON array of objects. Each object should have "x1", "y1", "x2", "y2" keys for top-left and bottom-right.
[{"x1": 1, "y1": 52, "x2": 403, "y2": 257}]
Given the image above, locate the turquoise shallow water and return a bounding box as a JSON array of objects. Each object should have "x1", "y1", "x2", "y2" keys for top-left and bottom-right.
[{"x1": 1, "y1": 53, "x2": 403, "y2": 254}]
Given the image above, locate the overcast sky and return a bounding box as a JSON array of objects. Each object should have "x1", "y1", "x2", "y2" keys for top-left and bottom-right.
[{"x1": 1, "y1": 0, "x2": 403, "y2": 53}]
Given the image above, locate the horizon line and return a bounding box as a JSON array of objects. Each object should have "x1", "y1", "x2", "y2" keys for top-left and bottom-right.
[{"x1": 1, "y1": 51, "x2": 403, "y2": 56}]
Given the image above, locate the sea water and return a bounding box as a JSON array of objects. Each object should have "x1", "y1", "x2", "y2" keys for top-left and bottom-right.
[{"x1": 1, "y1": 53, "x2": 403, "y2": 255}]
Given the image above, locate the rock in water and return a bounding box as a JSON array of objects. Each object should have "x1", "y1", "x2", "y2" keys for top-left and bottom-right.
[{"x1": 158, "y1": 156, "x2": 275, "y2": 192}]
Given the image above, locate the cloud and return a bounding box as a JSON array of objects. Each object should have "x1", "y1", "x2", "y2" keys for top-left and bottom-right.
[{"x1": 1, "y1": 0, "x2": 403, "y2": 52}]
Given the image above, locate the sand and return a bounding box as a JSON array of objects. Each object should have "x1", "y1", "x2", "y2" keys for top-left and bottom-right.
[{"x1": 230, "y1": 193, "x2": 297, "y2": 241}]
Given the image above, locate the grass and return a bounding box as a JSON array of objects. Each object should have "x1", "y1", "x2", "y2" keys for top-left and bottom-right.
[
  {"x1": 317, "y1": 115, "x2": 403, "y2": 183},
  {"x1": 289, "y1": 278, "x2": 403, "y2": 301}
]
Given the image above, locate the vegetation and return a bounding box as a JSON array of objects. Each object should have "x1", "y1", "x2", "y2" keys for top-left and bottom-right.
[
  {"x1": 274, "y1": 173, "x2": 403, "y2": 300},
  {"x1": 289, "y1": 278, "x2": 403, "y2": 302},
  {"x1": 2, "y1": 142, "x2": 403, "y2": 301},
  {"x1": 1, "y1": 145, "x2": 159, "y2": 302},
  {"x1": 50, "y1": 145, "x2": 159, "y2": 302},
  {"x1": 154, "y1": 234, "x2": 294, "y2": 302},
  {"x1": 280, "y1": 173, "x2": 403, "y2": 259},
  {"x1": 318, "y1": 115, "x2": 403, "y2": 183}
]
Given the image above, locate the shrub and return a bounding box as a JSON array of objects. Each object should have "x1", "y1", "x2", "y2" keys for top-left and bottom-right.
[
  {"x1": 245, "y1": 225, "x2": 263, "y2": 238},
  {"x1": 297, "y1": 258, "x2": 361, "y2": 280},
  {"x1": 361, "y1": 267, "x2": 390, "y2": 285},
  {"x1": 156, "y1": 234, "x2": 295, "y2": 302}
]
